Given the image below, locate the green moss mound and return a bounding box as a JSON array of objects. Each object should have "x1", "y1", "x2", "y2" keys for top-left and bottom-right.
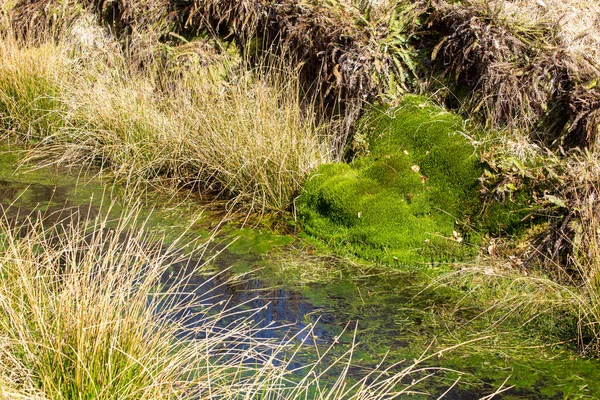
[{"x1": 297, "y1": 96, "x2": 484, "y2": 265}]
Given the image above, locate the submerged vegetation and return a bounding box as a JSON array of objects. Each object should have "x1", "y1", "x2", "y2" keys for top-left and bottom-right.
[
  {"x1": 0, "y1": 0, "x2": 600, "y2": 397},
  {"x1": 0, "y1": 202, "x2": 466, "y2": 399}
]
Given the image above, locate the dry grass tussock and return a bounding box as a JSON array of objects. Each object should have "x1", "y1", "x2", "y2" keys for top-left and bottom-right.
[
  {"x1": 5, "y1": 0, "x2": 423, "y2": 154},
  {"x1": 0, "y1": 201, "x2": 478, "y2": 398},
  {"x1": 191, "y1": 0, "x2": 419, "y2": 94},
  {"x1": 487, "y1": 0, "x2": 600, "y2": 148},
  {"x1": 0, "y1": 16, "x2": 332, "y2": 214},
  {"x1": 560, "y1": 152, "x2": 600, "y2": 354},
  {"x1": 431, "y1": 0, "x2": 600, "y2": 148},
  {"x1": 431, "y1": 0, "x2": 562, "y2": 131}
]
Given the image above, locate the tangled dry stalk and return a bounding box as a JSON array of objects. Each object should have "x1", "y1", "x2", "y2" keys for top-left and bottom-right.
[{"x1": 429, "y1": 0, "x2": 600, "y2": 148}]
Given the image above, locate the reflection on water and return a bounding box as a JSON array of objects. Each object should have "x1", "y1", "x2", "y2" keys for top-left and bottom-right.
[
  {"x1": 165, "y1": 256, "x2": 332, "y2": 343},
  {"x1": 0, "y1": 176, "x2": 331, "y2": 344},
  {"x1": 2, "y1": 165, "x2": 600, "y2": 399},
  {"x1": 0, "y1": 179, "x2": 102, "y2": 244}
]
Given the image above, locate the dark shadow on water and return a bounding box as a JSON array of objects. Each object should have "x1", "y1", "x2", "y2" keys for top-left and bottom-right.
[{"x1": 1, "y1": 173, "x2": 599, "y2": 399}]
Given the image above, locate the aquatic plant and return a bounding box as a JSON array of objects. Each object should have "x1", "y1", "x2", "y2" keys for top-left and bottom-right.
[{"x1": 0, "y1": 198, "x2": 480, "y2": 399}]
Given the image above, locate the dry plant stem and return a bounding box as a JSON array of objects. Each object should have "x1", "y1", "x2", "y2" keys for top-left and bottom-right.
[
  {"x1": 0, "y1": 23, "x2": 332, "y2": 214},
  {"x1": 0, "y1": 200, "x2": 478, "y2": 398}
]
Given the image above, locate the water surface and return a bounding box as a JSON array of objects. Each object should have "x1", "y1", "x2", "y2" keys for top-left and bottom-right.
[{"x1": 1, "y1": 146, "x2": 599, "y2": 399}]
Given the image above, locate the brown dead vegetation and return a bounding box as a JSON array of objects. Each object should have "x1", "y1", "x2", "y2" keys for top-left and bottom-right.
[
  {"x1": 5, "y1": 0, "x2": 420, "y2": 154},
  {"x1": 188, "y1": 0, "x2": 422, "y2": 154},
  {"x1": 5, "y1": 0, "x2": 599, "y2": 151},
  {"x1": 567, "y1": 82, "x2": 600, "y2": 149},
  {"x1": 479, "y1": 135, "x2": 600, "y2": 294},
  {"x1": 429, "y1": 0, "x2": 600, "y2": 149},
  {"x1": 430, "y1": 0, "x2": 564, "y2": 131}
]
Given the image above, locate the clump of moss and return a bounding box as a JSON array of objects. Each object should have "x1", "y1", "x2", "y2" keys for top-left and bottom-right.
[{"x1": 297, "y1": 95, "x2": 484, "y2": 265}]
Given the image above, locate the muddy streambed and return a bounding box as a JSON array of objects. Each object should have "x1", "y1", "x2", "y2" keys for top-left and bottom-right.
[{"x1": 1, "y1": 147, "x2": 599, "y2": 399}]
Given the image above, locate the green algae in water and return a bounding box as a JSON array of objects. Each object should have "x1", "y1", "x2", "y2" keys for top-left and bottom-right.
[
  {"x1": 0, "y1": 146, "x2": 211, "y2": 248},
  {"x1": 3, "y1": 144, "x2": 600, "y2": 398},
  {"x1": 251, "y1": 245, "x2": 600, "y2": 399},
  {"x1": 297, "y1": 95, "x2": 483, "y2": 265},
  {"x1": 226, "y1": 227, "x2": 295, "y2": 256}
]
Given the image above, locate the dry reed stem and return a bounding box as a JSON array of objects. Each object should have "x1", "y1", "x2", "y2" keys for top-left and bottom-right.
[{"x1": 0, "y1": 18, "x2": 332, "y2": 214}]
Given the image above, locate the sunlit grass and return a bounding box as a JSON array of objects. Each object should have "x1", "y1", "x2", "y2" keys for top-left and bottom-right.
[
  {"x1": 0, "y1": 18, "x2": 332, "y2": 215},
  {"x1": 0, "y1": 200, "x2": 476, "y2": 399}
]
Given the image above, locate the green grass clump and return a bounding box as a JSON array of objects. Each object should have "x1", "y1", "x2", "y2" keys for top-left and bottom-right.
[{"x1": 297, "y1": 95, "x2": 483, "y2": 265}]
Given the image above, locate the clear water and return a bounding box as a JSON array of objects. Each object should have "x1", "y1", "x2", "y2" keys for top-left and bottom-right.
[{"x1": 1, "y1": 147, "x2": 599, "y2": 399}]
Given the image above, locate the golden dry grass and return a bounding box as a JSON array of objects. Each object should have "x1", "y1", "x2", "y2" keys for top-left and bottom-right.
[
  {"x1": 0, "y1": 203, "x2": 270, "y2": 398},
  {"x1": 0, "y1": 15, "x2": 332, "y2": 214},
  {"x1": 499, "y1": 0, "x2": 600, "y2": 67}
]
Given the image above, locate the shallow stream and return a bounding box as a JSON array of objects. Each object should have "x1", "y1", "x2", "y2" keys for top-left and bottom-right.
[{"x1": 1, "y1": 146, "x2": 599, "y2": 399}]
